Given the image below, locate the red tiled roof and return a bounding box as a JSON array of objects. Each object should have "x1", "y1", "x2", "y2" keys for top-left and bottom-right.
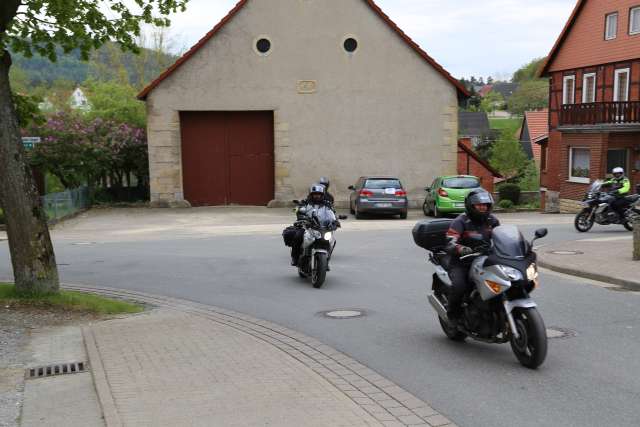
[
  {"x1": 137, "y1": 0, "x2": 470, "y2": 100},
  {"x1": 523, "y1": 109, "x2": 549, "y2": 143},
  {"x1": 477, "y1": 84, "x2": 493, "y2": 97},
  {"x1": 457, "y1": 141, "x2": 502, "y2": 178},
  {"x1": 539, "y1": 0, "x2": 586, "y2": 76}
]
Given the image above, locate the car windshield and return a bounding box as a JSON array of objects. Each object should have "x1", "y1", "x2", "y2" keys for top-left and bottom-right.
[
  {"x1": 588, "y1": 179, "x2": 603, "y2": 192},
  {"x1": 306, "y1": 205, "x2": 336, "y2": 227},
  {"x1": 492, "y1": 225, "x2": 528, "y2": 259},
  {"x1": 442, "y1": 177, "x2": 479, "y2": 189},
  {"x1": 365, "y1": 179, "x2": 402, "y2": 189}
]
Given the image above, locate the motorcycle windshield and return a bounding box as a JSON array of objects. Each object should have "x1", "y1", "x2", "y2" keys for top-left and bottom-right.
[
  {"x1": 492, "y1": 225, "x2": 528, "y2": 259},
  {"x1": 588, "y1": 180, "x2": 603, "y2": 193},
  {"x1": 307, "y1": 205, "x2": 336, "y2": 228}
]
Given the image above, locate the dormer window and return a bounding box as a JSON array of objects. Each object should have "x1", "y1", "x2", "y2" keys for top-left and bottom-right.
[
  {"x1": 630, "y1": 7, "x2": 640, "y2": 35},
  {"x1": 605, "y1": 12, "x2": 618, "y2": 40}
]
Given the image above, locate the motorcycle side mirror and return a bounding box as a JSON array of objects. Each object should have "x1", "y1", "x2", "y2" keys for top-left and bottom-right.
[
  {"x1": 338, "y1": 215, "x2": 348, "y2": 220},
  {"x1": 534, "y1": 228, "x2": 548, "y2": 239}
]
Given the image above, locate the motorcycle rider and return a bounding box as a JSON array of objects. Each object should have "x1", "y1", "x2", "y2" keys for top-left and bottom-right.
[
  {"x1": 445, "y1": 189, "x2": 500, "y2": 322},
  {"x1": 604, "y1": 167, "x2": 631, "y2": 219},
  {"x1": 318, "y1": 177, "x2": 335, "y2": 205},
  {"x1": 290, "y1": 185, "x2": 330, "y2": 266}
]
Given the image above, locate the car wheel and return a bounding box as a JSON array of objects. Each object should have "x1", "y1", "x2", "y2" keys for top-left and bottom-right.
[
  {"x1": 400, "y1": 211, "x2": 408, "y2": 220},
  {"x1": 350, "y1": 202, "x2": 355, "y2": 215},
  {"x1": 433, "y1": 204, "x2": 442, "y2": 218},
  {"x1": 422, "y1": 201, "x2": 431, "y2": 216},
  {"x1": 355, "y1": 204, "x2": 364, "y2": 219}
]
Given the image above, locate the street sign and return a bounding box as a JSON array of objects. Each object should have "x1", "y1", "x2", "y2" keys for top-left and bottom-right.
[{"x1": 22, "y1": 137, "x2": 41, "y2": 150}]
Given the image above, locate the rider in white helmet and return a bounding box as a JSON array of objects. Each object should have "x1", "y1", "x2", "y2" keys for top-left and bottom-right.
[{"x1": 604, "y1": 167, "x2": 631, "y2": 218}]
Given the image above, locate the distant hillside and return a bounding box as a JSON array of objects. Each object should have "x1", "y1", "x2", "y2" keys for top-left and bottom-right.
[{"x1": 12, "y1": 43, "x2": 178, "y2": 89}]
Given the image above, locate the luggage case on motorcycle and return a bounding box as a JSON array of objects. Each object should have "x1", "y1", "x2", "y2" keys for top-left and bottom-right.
[
  {"x1": 412, "y1": 219, "x2": 453, "y2": 251},
  {"x1": 282, "y1": 226, "x2": 298, "y2": 247}
]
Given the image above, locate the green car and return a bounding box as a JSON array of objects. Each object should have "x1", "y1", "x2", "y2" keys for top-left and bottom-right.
[{"x1": 423, "y1": 175, "x2": 481, "y2": 217}]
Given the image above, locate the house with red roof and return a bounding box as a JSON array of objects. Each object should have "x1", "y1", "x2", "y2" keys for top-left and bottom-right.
[
  {"x1": 519, "y1": 109, "x2": 549, "y2": 167},
  {"x1": 457, "y1": 138, "x2": 502, "y2": 193},
  {"x1": 539, "y1": 0, "x2": 640, "y2": 213},
  {"x1": 138, "y1": 0, "x2": 468, "y2": 207}
]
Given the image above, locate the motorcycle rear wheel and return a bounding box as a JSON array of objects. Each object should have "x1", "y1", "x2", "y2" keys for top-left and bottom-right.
[
  {"x1": 509, "y1": 308, "x2": 547, "y2": 369},
  {"x1": 311, "y1": 253, "x2": 328, "y2": 288},
  {"x1": 574, "y1": 210, "x2": 594, "y2": 232}
]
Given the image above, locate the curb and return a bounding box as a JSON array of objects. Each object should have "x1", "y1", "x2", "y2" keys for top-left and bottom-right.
[
  {"x1": 64, "y1": 284, "x2": 456, "y2": 427},
  {"x1": 82, "y1": 327, "x2": 123, "y2": 427},
  {"x1": 538, "y1": 259, "x2": 640, "y2": 292}
]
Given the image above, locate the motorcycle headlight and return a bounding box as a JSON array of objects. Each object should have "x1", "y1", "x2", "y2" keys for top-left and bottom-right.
[
  {"x1": 498, "y1": 265, "x2": 523, "y2": 281},
  {"x1": 526, "y1": 263, "x2": 539, "y2": 281},
  {"x1": 323, "y1": 232, "x2": 333, "y2": 241}
]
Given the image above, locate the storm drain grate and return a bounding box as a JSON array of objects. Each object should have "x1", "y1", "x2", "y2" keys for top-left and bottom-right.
[{"x1": 26, "y1": 361, "x2": 88, "y2": 380}]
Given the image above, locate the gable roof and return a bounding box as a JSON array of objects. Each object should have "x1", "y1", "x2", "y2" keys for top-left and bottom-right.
[
  {"x1": 458, "y1": 111, "x2": 490, "y2": 137},
  {"x1": 520, "y1": 110, "x2": 549, "y2": 143},
  {"x1": 457, "y1": 141, "x2": 502, "y2": 178},
  {"x1": 539, "y1": 0, "x2": 586, "y2": 76},
  {"x1": 137, "y1": 0, "x2": 470, "y2": 100},
  {"x1": 491, "y1": 82, "x2": 519, "y2": 100}
]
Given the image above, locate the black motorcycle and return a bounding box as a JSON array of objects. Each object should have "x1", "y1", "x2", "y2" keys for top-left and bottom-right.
[
  {"x1": 291, "y1": 203, "x2": 345, "y2": 288},
  {"x1": 413, "y1": 219, "x2": 549, "y2": 369},
  {"x1": 574, "y1": 180, "x2": 640, "y2": 232}
]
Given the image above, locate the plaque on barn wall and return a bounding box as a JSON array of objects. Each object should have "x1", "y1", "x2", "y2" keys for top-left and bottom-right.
[{"x1": 297, "y1": 80, "x2": 317, "y2": 94}]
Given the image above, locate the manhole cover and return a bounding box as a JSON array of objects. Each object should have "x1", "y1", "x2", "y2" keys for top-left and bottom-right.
[
  {"x1": 546, "y1": 327, "x2": 576, "y2": 339},
  {"x1": 320, "y1": 309, "x2": 366, "y2": 319},
  {"x1": 548, "y1": 250, "x2": 584, "y2": 255}
]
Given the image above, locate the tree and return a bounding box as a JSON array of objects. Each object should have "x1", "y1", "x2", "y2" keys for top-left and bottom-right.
[
  {"x1": 512, "y1": 58, "x2": 546, "y2": 83},
  {"x1": 84, "y1": 80, "x2": 146, "y2": 128},
  {"x1": 480, "y1": 90, "x2": 505, "y2": 114},
  {"x1": 489, "y1": 132, "x2": 529, "y2": 181},
  {"x1": 0, "y1": 0, "x2": 189, "y2": 295},
  {"x1": 508, "y1": 80, "x2": 549, "y2": 115}
]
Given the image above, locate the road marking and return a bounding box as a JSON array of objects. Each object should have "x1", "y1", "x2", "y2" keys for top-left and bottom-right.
[{"x1": 579, "y1": 236, "x2": 632, "y2": 242}]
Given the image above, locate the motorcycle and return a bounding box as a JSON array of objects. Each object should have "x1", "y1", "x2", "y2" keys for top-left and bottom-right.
[
  {"x1": 574, "y1": 180, "x2": 640, "y2": 232},
  {"x1": 291, "y1": 201, "x2": 345, "y2": 288},
  {"x1": 413, "y1": 219, "x2": 549, "y2": 369}
]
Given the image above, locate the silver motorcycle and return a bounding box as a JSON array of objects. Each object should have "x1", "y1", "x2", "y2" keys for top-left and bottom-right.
[{"x1": 413, "y1": 220, "x2": 549, "y2": 369}]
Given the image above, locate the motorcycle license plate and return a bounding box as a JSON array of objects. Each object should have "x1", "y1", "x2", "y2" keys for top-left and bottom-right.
[{"x1": 376, "y1": 203, "x2": 392, "y2": 208}]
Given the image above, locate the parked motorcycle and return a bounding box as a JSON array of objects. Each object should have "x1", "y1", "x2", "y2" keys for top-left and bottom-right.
[
  {"x1": 574, "y1": 180, "x2": 640, "y2": 232},
  {"x1": 291, "y1": 201, "x2": 345, "y2": 288},
  {"x1": 413, "y1": 219, "x2": 549, "y2": 369}
]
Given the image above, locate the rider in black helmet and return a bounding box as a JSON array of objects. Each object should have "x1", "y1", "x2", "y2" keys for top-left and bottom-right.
[
  {"x1": 290, "y1": 185, "x2": 328, "y2": 265},
  {"x1": 445, "y1": 189, "x2": 500, "y2": 321},
  {"x1": 318, "y1": 176, "x2": 335, "y2": 205}
]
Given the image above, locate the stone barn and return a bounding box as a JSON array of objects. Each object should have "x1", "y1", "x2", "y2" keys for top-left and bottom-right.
[{"x1": 138, "y1": 0, "x2": 468, "y2": 207}]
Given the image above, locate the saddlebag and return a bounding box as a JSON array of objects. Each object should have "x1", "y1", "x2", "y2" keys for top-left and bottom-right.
[
  {"x1": 412, "y1": 219, "x2": 453, "y2": 251},
  {"x1": 282, "y1": 226, "x2": 298, "y2": 247}
]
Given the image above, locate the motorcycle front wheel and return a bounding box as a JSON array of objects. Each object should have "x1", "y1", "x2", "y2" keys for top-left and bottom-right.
[
  {"x1": 574, "y1": 209, "x2": 594, "y2": 232},
  {"x1": 311, "y1": 253, "x2": 328, "y2": 288},
  {"x1": 509, "y1": 308, "x2": 547, "y2": 369}
]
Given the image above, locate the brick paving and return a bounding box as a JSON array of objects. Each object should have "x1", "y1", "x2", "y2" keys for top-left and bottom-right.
[{"x1": 69, "y1": 285, "x2": 456, "y2": 427}]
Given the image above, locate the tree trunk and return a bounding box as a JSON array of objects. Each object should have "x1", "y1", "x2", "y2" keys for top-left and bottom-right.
[{"x1": 0, "y1": 51, "x2": 59, "y2": 294}]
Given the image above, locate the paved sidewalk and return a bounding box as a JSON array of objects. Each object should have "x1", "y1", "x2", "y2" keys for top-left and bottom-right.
[
  {"x1": 72, "y1": 286, "x2": 456, "y2": 427},
  {"x1": 538, "y1": 235, "x2": 640, "y2": 291}
]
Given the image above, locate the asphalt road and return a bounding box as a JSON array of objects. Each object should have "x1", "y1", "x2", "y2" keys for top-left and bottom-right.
[{"x1": 1, "y1": 209, "x2": 638, "y2": 427}]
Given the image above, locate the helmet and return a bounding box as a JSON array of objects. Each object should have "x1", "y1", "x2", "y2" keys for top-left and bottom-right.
[
  {"x1": 612, "y1": 167, "x2": 624, "y2": 179},
  {"x1": 309, "y1": 184, "x2": 325, "y2": 204},
  {"x1": 464, "y1": 188, "x2": 494, "y2": 223},
  {"x1": 319, "y1": 176, "x2": 330, "y2": 190}
]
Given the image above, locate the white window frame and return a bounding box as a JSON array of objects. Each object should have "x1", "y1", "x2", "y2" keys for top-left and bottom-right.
[
  {"x1": 569, "y1": 147, "x2": 591, "y2": 184},
  {"x1": 582, "y1": 72, "x2": 597, "y2": 103},
  {"x1": 605, "y1": 12, "x2": 618, "y2": 40},
  {"x1": 630, "y1": 7, "x2": 640, "y2": 35},
  {"x1": 614, "y1": 68, "x2": 630, "y2": 102},
  {"x1": 563, "y1": 75, "x2": 576, "y2": 105}
]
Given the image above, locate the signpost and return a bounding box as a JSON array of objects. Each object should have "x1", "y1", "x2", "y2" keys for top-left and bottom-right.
[{"x1": 22, "y1": 137, "x2": 41, "y2": 150}]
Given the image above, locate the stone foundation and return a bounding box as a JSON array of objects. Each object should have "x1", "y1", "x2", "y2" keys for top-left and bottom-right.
[{"x1": 559, "y1": 198, "x2": 582, "y2": 214}]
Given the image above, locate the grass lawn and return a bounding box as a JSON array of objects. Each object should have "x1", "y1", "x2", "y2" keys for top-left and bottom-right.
[
  {"x1": 489, "y1": 117, "x2": 523, "y2": 138},
  {"x1": 0, "y1": 283, "x2": 143, "y2": 314}
]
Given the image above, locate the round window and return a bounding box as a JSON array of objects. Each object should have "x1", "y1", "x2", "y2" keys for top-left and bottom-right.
[
  {"x1": 343, "y1": 38, "x2": 358, "y2": 53},
  {"x1": 256, "y1": 38, "x2": 271, "y2": 54}
]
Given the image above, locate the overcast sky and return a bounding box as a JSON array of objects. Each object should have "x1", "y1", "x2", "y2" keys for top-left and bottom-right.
[{"x1": 160, "y1": 0, "x2": 577, "y2": 80}]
